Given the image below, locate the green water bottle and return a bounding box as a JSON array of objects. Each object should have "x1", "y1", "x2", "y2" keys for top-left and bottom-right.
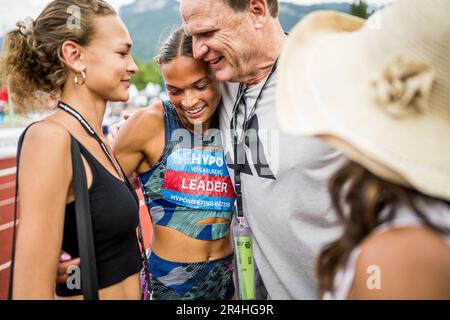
[{"x1": 233, "y1": 217, "x2": 255, "y2": 300}]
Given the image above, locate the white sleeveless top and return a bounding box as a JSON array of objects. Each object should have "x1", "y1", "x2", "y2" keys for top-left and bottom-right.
[{"x1": 323, "y1": 200, "x2": 450, "y2": 300}]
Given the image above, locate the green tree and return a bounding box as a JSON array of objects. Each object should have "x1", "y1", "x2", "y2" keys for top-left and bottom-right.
[
  {"x1": 351, "y1": 0, "x2": 369, "y2": 19},
  {"x1": 131, "y1": 58, "x2": 163, "y2": 91}
]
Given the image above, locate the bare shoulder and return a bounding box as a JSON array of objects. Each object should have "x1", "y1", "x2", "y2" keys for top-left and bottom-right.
[
  {"x1": 357, "y1": 226, "x2": 450, "y2": 268},
  {"x1": 21, "y1": 121, "x2": 71, "y2": 154},
  {"x1": 349, "y1": 226, "x2": 450, "y2": 299},
  {"x1": 120, "y1": 102, "x2": 165, "y2": 141},
  {"x1": 129, "y1": 102, "x2": 164, "y2": 129},
  {"x1": 18, "y1": 121, "x2": 73, "y2": 193}
]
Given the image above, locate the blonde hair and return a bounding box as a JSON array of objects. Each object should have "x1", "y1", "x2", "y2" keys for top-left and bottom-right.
[{"x1": 0, "y1": 0, "x2": 116, "y2": 114}]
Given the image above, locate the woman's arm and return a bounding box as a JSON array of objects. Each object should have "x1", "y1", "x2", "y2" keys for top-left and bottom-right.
[
  {"x1": 113, "y1": 102, "x2": 165, "y2": 178},
  {"x1": 12, "y1": 122, "x2": 72, "y2": 299}
]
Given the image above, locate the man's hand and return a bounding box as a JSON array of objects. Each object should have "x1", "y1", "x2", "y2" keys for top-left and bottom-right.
[
  {"x1": 56, "y1": 251, "x2": 80, "y2": 284},
  {"x1": 107, "y1": 113, "x2": 131, "y2": 144}
]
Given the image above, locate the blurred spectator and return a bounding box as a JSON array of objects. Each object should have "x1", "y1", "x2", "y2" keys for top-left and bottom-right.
[{"x1": 0, "y1": 86, "x2": 9, "y2": 123}]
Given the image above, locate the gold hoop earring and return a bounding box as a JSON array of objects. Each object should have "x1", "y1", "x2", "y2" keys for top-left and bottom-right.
[{"x1": 74, "y1": 70, "x2": 86, "y2": 86}]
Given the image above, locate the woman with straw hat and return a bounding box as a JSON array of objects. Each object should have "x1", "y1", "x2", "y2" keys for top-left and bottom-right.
[{"x1": 277, "y1": 0, "x2": 450, "y2": 299}]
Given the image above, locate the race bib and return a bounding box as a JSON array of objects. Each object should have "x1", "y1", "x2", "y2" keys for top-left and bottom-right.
[{"x1": 162, "y1": 148, "x2": 235, "y2": 211}]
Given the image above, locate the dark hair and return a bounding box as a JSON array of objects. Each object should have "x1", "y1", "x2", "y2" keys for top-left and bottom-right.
[
  {"x1": 0, "y1": 0, "x2": 116, "y2": 114},
  {"x1": 317, "y1": 161, "x2": 450, "y2": 296},
  {"x1": 154, "y1": 28, "x2": 193, "y2": 66},
  {"x1": 222, "y1": 0, "x2": 279, "y2": 18}
]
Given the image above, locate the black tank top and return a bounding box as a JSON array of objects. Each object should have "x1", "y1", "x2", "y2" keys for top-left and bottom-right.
[{"x1": 56, "y1": 138, "x2": 142, "y2": 297}]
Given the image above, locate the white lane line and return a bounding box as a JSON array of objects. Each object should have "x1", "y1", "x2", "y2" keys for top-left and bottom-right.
[
  {"x1": 0, "y1": 219, "x2": 19, "y2": 231},
  {"x1": 0, "y1": 261, "x2": 12, "y2": 272},
  {"x1": 0, "y1": 197, "x2": 15, "y2": 207},
  {"x1": 0, "y1": 167, "x2": 16, "y2": 178}
]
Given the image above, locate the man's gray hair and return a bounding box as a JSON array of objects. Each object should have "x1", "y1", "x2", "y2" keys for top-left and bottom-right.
[{"x1": 222, "y1": 0, "x2": 279, "y2": 18}]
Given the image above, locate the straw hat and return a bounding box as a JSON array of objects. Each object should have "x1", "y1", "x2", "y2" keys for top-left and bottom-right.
[{"x1": 276, "y1": 0, "x2": 450, "y2": 201}]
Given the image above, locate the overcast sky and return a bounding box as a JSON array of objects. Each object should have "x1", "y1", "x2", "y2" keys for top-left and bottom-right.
[
  {"x1": 0, "y1": 0, "x2": 134, "y2": 35},
  {"x1": 0, "y1": 0, "x2": 393, "y2": 36}
]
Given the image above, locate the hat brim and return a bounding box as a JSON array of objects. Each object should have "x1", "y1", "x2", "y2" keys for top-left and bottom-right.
[{"x1": 277, "y1": 10, "x2": 450, "y2": 201}]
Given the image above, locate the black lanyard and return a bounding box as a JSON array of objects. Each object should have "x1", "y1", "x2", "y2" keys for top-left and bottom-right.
[
  {"x1": 57, "y1": 101, "x2": 152, "y2": 299},
  {"x1": 58, "y1": 102, "x2": 125, "y2": 182},
  {"x1": 230, "y1": 61, "x2": 278, "y2": 221}
]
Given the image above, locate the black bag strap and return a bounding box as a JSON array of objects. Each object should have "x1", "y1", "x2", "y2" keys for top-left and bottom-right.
[
  {"x1": 7, "y1": 123, "x2": 34, "y2": 300},
  {"x1": 70, "y1": 137, "x2": 99, "y2": 300},
  {"x1": 8, "y1": 123, "x2": 99, "y2": 300}
]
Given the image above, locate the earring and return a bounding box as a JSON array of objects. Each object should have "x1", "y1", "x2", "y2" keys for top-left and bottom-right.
[{"x1": 74, "y1": 70, "x2": 86, "y2": 86}]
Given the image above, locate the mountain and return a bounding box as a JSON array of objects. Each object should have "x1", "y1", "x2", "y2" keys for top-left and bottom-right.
[
  {"x1": 278, "y1": 2, "x2": 352, "y2": 31},
  {"x1": 120, "y1": 0, "x2": 181, "y2": 63},
  {"x1": 120, "y1": 0, "x2": 353, "y2": 62},
  {"x1": 0, "y1": 1, "x2": 354, "y2": 61}
]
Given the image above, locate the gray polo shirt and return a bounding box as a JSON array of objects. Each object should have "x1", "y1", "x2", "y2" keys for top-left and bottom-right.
[{"x1": 219, "y1": 72, "x2": 345, "y2": 299}]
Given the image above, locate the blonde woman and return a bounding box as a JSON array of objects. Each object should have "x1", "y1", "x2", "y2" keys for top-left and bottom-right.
[{"x1": 2, "y1": 0, "x2": 143, "y2": 299}]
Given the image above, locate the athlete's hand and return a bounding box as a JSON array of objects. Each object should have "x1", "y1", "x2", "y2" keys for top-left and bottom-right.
[{"x1": 56, "y1": 251, "x2": 80, "y2": 284}]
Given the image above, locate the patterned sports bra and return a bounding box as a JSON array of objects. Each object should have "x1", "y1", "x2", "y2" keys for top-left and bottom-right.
[{"x1": 138, "y1": 101, "x2": 235, "y2": 241}]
